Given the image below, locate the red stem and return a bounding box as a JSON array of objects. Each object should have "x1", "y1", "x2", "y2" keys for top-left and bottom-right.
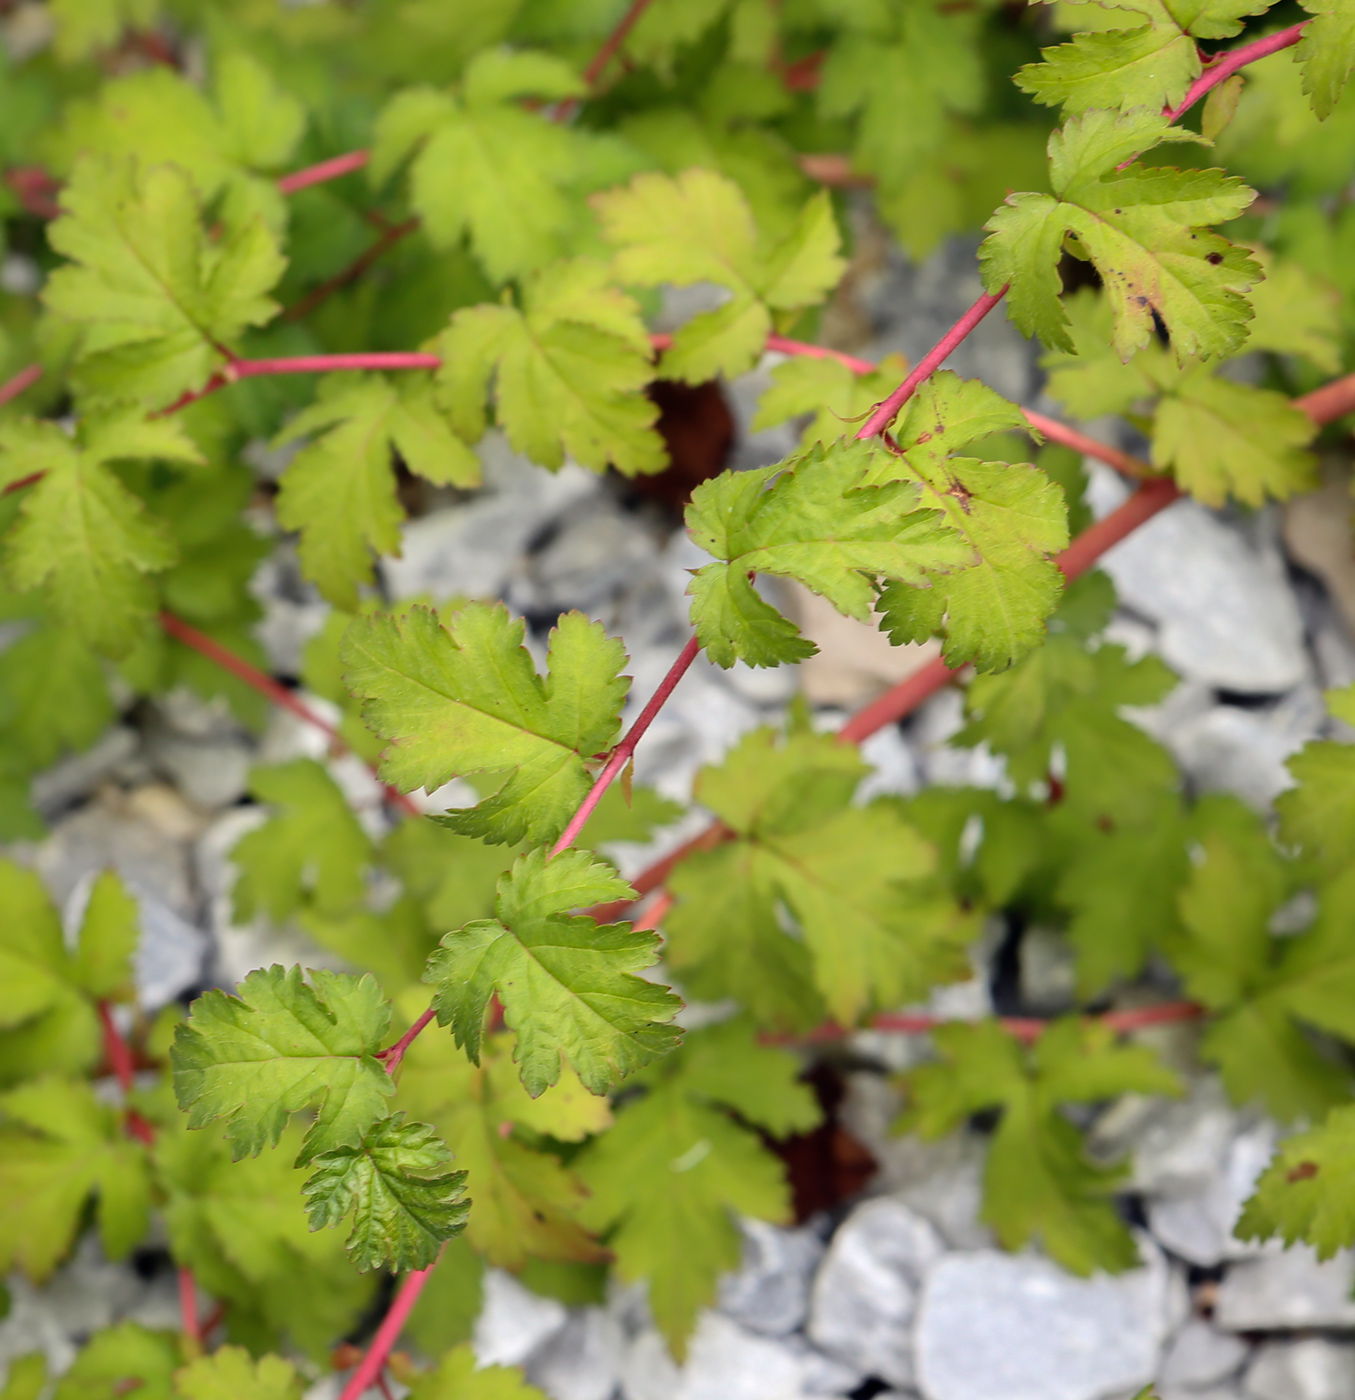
[
  {"x1": 235, "y1": 352, "x2": 442, "y2": 377},
  {"x1": 277, "y1": 150, "x2": 371, "y2": 196},
  {"x1": 377, "y1": 1007, "x2": 436, "y2": 1075},
  {"x1": 337, "y1": 1261, "x2": 438, "y2": 1400},
  {"x1": 549, "y1": 635, "x2": 702, "y2": 859},
  {"x1": 97, "y1": 1001, "x2": 136, "y2": 1093},
  {"x1": 158, "y1": 611, "x2": 421, "y2": 818},
  {"x1": 283, "y1": 218, "x2": 421, "y2": 323},
  {"x1": 1166, "y1": 21, "x2": 1308, "y2": 123},
  {"x1": 1021, "y1": 407, "x2": 1154, "y2": 479},
  {"x1": 1295, "y1": 369, "x2": 1355, "y2": 425},
  {"x1": 179, "y1": 1267, "x2": 202, "y2": 1346},
  {"x1": 0, "y1": 363, "x2": 42, "y2": 408},
  {"x1": 556, "y1": 0, "x2": 658, "y2": 121},
  {"x1": 856, "y1": 289, "x2": 1009, "y2": 438}
]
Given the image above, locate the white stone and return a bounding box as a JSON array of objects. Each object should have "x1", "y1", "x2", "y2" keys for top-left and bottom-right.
[
  {"x1": 717, "y1": 1218, "x2": 824, "y2": 1337},
  {"x1": 807, "y1": 1198, "x2": 945, "y2": 1387},
  {"x1": 1215, "y1": 1246, "x2": 1355, "y2": 1331},
  {"x1": 30, "y1": 726, "x2": 138, "y2": 819},
  {"x1": 914, "y1": 1243, "x2": 1173, "y2": 1400},
  {"x1": 526, "y1": 1307, "x2": 624, "y2": 1400},
  {"x1": 472, "y1": 1269, "x2": 568, "y2": 1370},
  {"x1": 1146, "y1": 1119, "x2": 1279, "y2": 1267},
  {"x1": 1159, "y1": 1319, "x2": 1249, "y2": 1392},
  {"x1": 1096, "y1": 498, "x2": 1307, "y2": 694},
  {"x1": 1244, "y1": 1339, "x2": 1355, "y2": 1400}
]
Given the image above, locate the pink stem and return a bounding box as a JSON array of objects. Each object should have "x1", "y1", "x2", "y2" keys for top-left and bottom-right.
[
  {"x1": 179, "y1": 1268, "x2": 202, "y2": 1346},
  {"x1": 1021, "y1": 408, "x2": 1153, "y2": 479},
  {"x1": 233, "y1": 352, "x2": 442, "y2": 377},
  {"x1": 764, "y1": 334, "x2": 875, "y2": 374},
  {"x1": 337, "y1": 1261, "x2": 438, "y2": 1400},
  {"x1": 856, "y1": 288, "x2": 1008, "y2": 439},
  {"x1": 1166, "y1": 21, "x2": 1308, "y2": 122},
  {"x1": 0, "y1": 363, "x2": 42, "y2": 407},
  {"x1": 277, "y1": 150, "x2": 371, "y2": 195},
  {"x1": 377, "y1": 1007, "x2": 436, "y2": 1074},
  {"x1": 549, "y1": 634, "x2": 702, "y2": 859},
  {"x1": 555, "y1": 0, "x2": 658, "y2": 121}
]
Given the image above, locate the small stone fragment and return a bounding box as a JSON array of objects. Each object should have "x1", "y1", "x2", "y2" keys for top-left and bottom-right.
[
  {"x1": 717, "y1": 1218, "x2": 824, "y2": 1337},
  {"x1": 1214, "y1": 1246, "x2": 1355, "y2": 1331},
  {"x1": 1159, "y1": 1318, "x2": 1249, "y2": 1392},
  {"x1": 472, "y1": 1269, "x2": 569, "y2": 1369},
  {"x1": 1244, "y1": 1338, "x2": 1355, "y2": 1400}
]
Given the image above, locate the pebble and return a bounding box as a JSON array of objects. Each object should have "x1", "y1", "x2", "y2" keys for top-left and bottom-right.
[
  {"x1": 473, "y1": 1268, "x2": 569, "y2": 1370},
  {"x1": 1095, "y1": 496, "x2": 1308, "y2": 694},
  {"x1": 1214, "y1": 1246, "x2": 1355, "y2": 1331},
  {"x1": 1243, "y1": 1338, "x2": 1355, "y2": 1400},
  {"x1": 526, "y1": 1307, "x2": 624, "y2": 1400},
  {"x1": 717, "y1": 1219, "x2": 825, "y2": 1337},
  {"x1": 913, "y1": 1243, "x2": 1174, "y2": 1400},
  {"x1": 806, "y1": 1199, "x2": 946, "y2": 1387},
  {"x1": 1159, "y1": 1318, "x2": 1250, "y2": 1392}
]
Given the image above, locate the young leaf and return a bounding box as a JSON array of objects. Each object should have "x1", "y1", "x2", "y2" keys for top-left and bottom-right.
[
  {"x1": 44, "y1": 156, "x2": 284, "y2": 409},
  {"x1": 1297, "y1": 0, "x2": 1355, "y2": 118},
  {"x1": 230, "y1": 760, "x2": 373, "y2": 924},
  {"x1": 868, "y1": 374, "x2": 1071, "y2": 670},
  {"x1": 685, "y1": 437, "x2": 974, "y2": 668},
  {"x1": 576, "y1": 1019, "x2": 818, "y2": 1356},
  {"x1": 437, "y1": 258, "x2": 665, "y2": 477},
  {"x1": 408, "y1": 1345, "x2": 547, "y2": 1400},
  {"x1": 171, "y1": 966, "x2": 395, "y2": 1163},
  {"x1": 302, "y1": 1113, "x2": 469, "y2": 1272},
  {"x1": 423, "y1": 848, "x2": 681, "y2": 1097},
  {"x1": 275, "y1": 375, "x2": 481, "y2": 609},
  {"x1": 980, "y1": 109, "x2": 1259, "y2": 360},
  {"x1": 0, "y1": 1077, "x2": 151, "y2": 1280},
  {"x1": 51, "y1": 1325, "x2": 178, "y2": 1400},
  {"x1": 0, "y1": 413, "x2": 202, "y2": 656},
  {"x1": 666, "y1": 727, "x2": 974, "y2": 1026},
  {"x1": 174, "y1": 1348, "x2": 302, "y2": 1400},
  {"x1": 342, "y1": 603, "x2": 629, "y2": 846},
  {"x1": 49, "y1": 0, "x2": 157, "y2": 62},
  {"x1": 369, "y1": 53, "x2": 607, "y2": 283},
  {"x1": 1277, "y1": 728, "x2": 1355, "y2": 876},
  {"x1": 69, "y1": 869, "x2": 139, "y2": 1002},
  {"x1": 594, "y1": 170, "x2": 845, "y2": 381},
  {"x1": 1, "y1": 1356, "x2": 46, "y2": 1400},
  {"x1": 899, "y1": 1018, "x2": 1180, "y2": 1274},
  {"x1": 396, "y1": 1020, "x2": 607, "y2": 1269}
]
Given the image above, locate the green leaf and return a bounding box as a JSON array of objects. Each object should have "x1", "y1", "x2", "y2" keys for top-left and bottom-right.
[
  {"x1": 230, "y1": 760, "x2": 373, "y2": 924},
  {"x1": 667, "y1": 726, "x2": 974, "y2": 1026},
  {"x1": 437, "y1": 258, "x2": 665, "y2": 477},
  {"x1": 51, "y1": 1325, "x2": 177, "y2": 1400},
  {"x1": 980, "y1": 108, "x2": 1258, "y2": 360},
  {"x1": 369, "y1": 52, "x2": 611, "y2": 283},
  {"x1": 408, "y1": 1344, "x2": 547, "y2": 1400},
  {"x1": 1236, "y1": 1104, "x2": 1355, "y2": 1256},
  {"x1": 44, "y1": 156, "x2": 284, "y2": 409},
  {"x1": 594, "y1": 171, "x2": 845, "y2": 381},
  {"x1": 0, "y1": 622, "x2": 115, "y2": 776},
  {"x1": 869, "y1": 374, "x2": 1071, "y2": 670},
  {"x1": 48, "y1": 0, "x2": 157, "y2": 62},
  {"x1": 1152, "y1": 370, "x2": 1317, "y2": 506},
  {"x1": 1017, "y1": 0, "x2": 1272, "y2": 115},
  {"x1": 275, "y1": 375, "x2": 481, "y2": 609},
  {"x1": 396, "y1": 1020, "x2": 607, "y2": 1269},
  {"x1": 69, "y1": 869, "x2": 139, "y2": 1001},
  {"x1": 174, "y1": 1348, "x2": 302, "y2": 1400},
  {"x1": 900, "y1": 1018, "x2": 1180, "y2": 1274},
  {"x1": 0, "y1": 1077, "x2": 150, "y2": 1280},
  {"x1": 1298, "y1": 0, "x2": 1355, "y2": 117},
  {"x1": 576, "y1": 1020, "x2": 817, "y2": 1356},
  {"x1": 752, "y1": 351, "x2": 910, "y2": 448},
  {"x1": 0, "y1": 413, "x2": 202, "y2": 656},
  {"x1": 171, "y1": 966, "x2": 395, "y2": 1163},
  {"x1": 424, "y1": 848, "x2": 681, "y2": 1097},
  {"x1": 341, "y1": 602, "x2": 629, "y2": 846},
  {"x1": 1, "y1": 1355, "x2": 46, "y2": 1400},
  {"x1": 302, "y1": 1112, "x2": 469, "y2": 1272},
  {"x1": 686, "y1": 437, "x2": 974, "y2": 668},
  {"x1": 150, "y1": 1097, "x2": 371, "y2": 1360},
  {"x1": 1277, "y1": 737, "x2": 1355, "y2": 875}
]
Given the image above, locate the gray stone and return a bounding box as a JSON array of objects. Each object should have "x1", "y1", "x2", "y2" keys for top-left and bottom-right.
[
  {"x1": 1162, "y1": 688, "x2": 1325, "y2": 812},
  {"x1": 1095, "y1": 1078, "x2": 1240, "y2": 1198},
  {"x1": 526, "y1": 1307, "x2": 623, "y2": 1400},
  {"x1": 1215, "y1": 1246, "x2": 1355, "y2": 1331},
  {"x1": 914, "y1": 1242, "x2": 1174, "y2": 1400},
  {"x1": 144, "y1": 727, "x2": 252, "y2": 810},
  {"x1": 717, "y1": 1218, "x2": 824, "y2": 1337},
  {"x1": 908, "y1": 689, "x2": 1010, "y2": 792},
  {"x1": 1095, "y1": 495, "x2": 1307, "y2": 694},
  {"x1": 1244, "y1": 1339, "x2": 1355, "y2": 1400},
  {"x1": 30, "y1": 726, "x2": 138, "y2": 819},
  {"x1": 1159, "y1": 1319, "x2": 1249, "y2": 1392},
  {"x1": 807, "y1": 1198, "x2": 945, "y2": 1387},
  {"x1": 622, "y1": 1314, "x2": 847, "y2": 1400},
  {"x1": 473, "y1": 1269, "x2": 569, "y2": 1370},
  {"x1": 1146, "y1": 1119, "x2": 1278, "y2": 1267}
]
